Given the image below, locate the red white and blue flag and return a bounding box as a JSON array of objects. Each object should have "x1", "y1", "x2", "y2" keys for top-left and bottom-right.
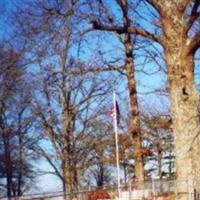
[{"x1": 108, "y1": 95, "x2": 120, "y2": 126}]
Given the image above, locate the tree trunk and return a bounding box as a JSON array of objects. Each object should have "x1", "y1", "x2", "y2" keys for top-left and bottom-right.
[
  {"x1": 166, "y1": 51, "x2": 200, "y2": 198},
  {"x1": 62, "y1": 164, "x2": 68, "y2": 200},
  {"x1": 62, "y1": 159, "x2": 78, "y2": 200},
  {"x1": 164, "y1": 36, "x2": 200, "y2": 199},
  {"x1": 125, "y1": 32, "x2": 144, "y2": 182},
  {"x1": 123, "y1": 162, "x2": 127, "y2": 185},
  {"x1": 91, "y1": 0, "x2": 145, "y2": 181},
  {"x1": 121, "y1": 0, "x2": 144, "y2": 181},
  {"x1": 61, "y1": 61, "x2": 78, "y2": 199},
  {"x1": 157, "y1": 3, "x2": 200, "y2": 198},
  {"x1": 157, "y1": 146, "x2": 162, "y2": 180},
  {"x1": 62, "y1": 159, "x2": 74, "y2": 200},
  {"x1": 3, "y1": 134, "x2": 13, "y2": 199},
  {"x1": 17, "y1": 130, "x2": 23, "y2": 197}
]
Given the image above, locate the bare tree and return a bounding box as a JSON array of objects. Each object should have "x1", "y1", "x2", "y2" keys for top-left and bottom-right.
[
  {"x1": 82, "y1": 0, "x2": 146, "y2": 182},
  {"x1": 12, "y1": 1, "x2": 121, "y2": 198},
  {"x1": 0, "y1": 46, "x2": 36, "y2": 198},
  {"x1": 32, "y1": 61, "x2": 113, "y2": 198}
]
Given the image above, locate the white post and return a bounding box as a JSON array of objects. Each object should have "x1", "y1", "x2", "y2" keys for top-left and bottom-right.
[
  {"x1": 113, "y1": 91, "x2": 121, "y2": 198},
  {"x1": 152, "y1": 178, "x2": 156, "y2": 200},
  {"x1": 188, "y1": 175, "x2": 194, "y2": 200},
  {"x1": 129, "y1": 181, "x2": 132, "y2": 200}
]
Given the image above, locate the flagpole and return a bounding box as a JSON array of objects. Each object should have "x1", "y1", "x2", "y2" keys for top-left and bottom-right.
[{"x1": 113, "y1": 91, "x2": 121, "y2": 198}]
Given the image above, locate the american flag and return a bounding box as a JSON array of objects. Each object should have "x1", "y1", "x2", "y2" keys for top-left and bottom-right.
[{"x1": 108, "y1": 100, "x2": 120, "y2": 125}]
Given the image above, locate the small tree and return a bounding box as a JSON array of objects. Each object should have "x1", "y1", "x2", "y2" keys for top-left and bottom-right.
[{"x1": 0, "y1": 46, "x2": 36, "y2": 198}]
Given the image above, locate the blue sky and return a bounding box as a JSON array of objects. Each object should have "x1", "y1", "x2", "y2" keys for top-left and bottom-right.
[
  {"x1": 0, "y1": 0, "x2": 13, "y2": 39},
  {"x1": 2, "y1": 0, "x2": 200, "y2": 195},
  {"x1": 0, "y1": 1, "x2": 169, "y2": 193}
]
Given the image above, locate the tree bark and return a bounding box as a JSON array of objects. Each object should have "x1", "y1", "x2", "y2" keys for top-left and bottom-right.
[
  {"x1": 166, "y1": 50, "x2": 200, "y2": 198},
  {"x1": 62, "y1": 162, "x2": 68, "y2": 200},
  {"x1": 161, "y1": 3, "x2": 200, "y2": 197},
  {"x1": 62, "y1": 89, "x2": 78, "y2": 199},
  {"x1": 120, "y1": 0, "x2": 144, "y2": 182},
  {"x1": 62, "y1": 158, "x2": 78, "y2": 200},
  {"x1": 126, "y1": 51, "x2": 144, "y2": 182}
]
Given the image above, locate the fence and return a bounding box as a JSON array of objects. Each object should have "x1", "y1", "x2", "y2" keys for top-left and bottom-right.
[{"x1": 1, "y1": 179, "x2": 200, "y2": 200}]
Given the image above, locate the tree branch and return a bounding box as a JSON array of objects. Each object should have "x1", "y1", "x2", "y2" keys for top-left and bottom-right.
[
  {"x1": 146, "y1": 0, "x2": 163, "y2": 12},
  {"x1": 187, "y1": 31, "x2": 200, "y2": 54},
  {"x1": 91, "y1": 21, "x2": 164, "y2": 46},
  {"x1": 70, "y1": 65, "x2": 125, "y2": 76},
  {"x1": 128, "y1": 27, "x2": 165, "y2": 47},
  {"x1": 91, "y1": 21, "x2": 125, "y2": 34},
  {"x1": 38, "y1": 146, "x2": 63, "y2": 181},
  {"x1": 184, "y1": 0, "x2": 200, "y2": 34},
  {"x1": 48, "y1": 65, "x2": 125, "y2": 84}
]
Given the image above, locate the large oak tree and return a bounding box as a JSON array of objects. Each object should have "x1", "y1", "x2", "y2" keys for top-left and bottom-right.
[{"x1": 88, "y1": 0, "x2": 200, "y2": 198}]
